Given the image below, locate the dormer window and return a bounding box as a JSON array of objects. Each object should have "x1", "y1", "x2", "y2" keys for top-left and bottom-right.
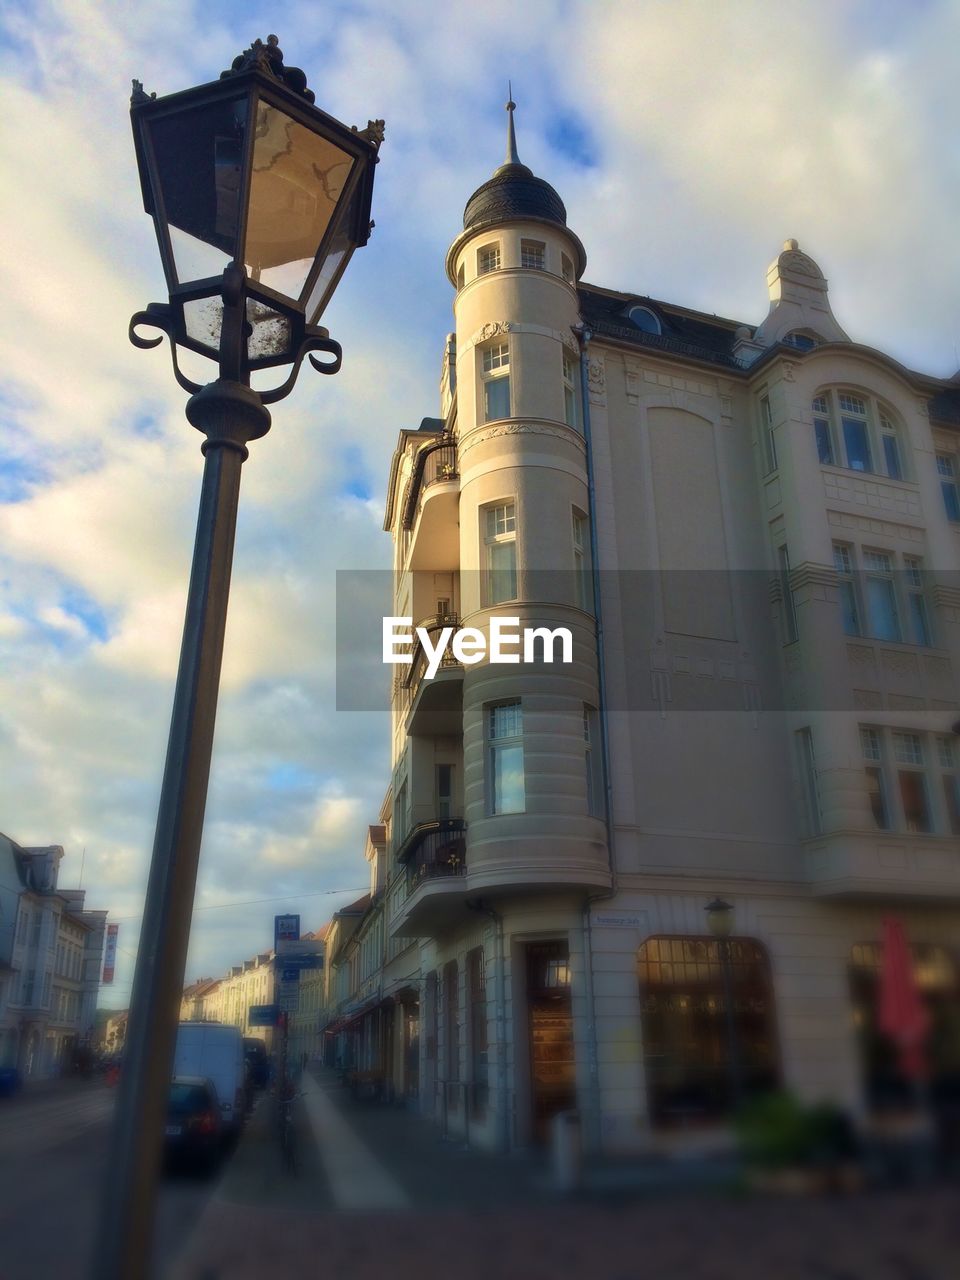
[
  {"x1": 520, "y1": 240, "x2": 545, "y2": 270},
  {"x1": 628, "y1": 305, "x2": 661, "y2": 335},
  {"x1": 783, "y1": 330, "x2": 819, "y2": 351},
  {"x1": 478, "y1": 243, "x2": 501, "y2": 275}
]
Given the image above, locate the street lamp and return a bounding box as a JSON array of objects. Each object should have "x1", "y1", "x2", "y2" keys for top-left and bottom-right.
[
  {"x1": 704, "y1": 896, "x2": 744, "y2": 1112},
  {"x1": 91, "y1": 36, "x2": 382, "y2": 1280}
]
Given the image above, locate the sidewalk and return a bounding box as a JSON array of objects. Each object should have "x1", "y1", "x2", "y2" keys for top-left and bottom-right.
[{"x1": 167, "y1": 1069, "x2": 960, "y2": 1280}]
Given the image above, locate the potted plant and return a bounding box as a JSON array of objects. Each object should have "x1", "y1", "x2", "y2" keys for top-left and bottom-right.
[{"x1": 736, "y1": 1091, "x2": 862, "y2": 1194}]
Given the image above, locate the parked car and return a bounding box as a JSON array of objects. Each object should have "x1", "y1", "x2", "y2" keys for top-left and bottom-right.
[
  {"x1": 0, "y1": 1066, "x2": 22, "y2": 1098},
  {"x1": 173, "y1": 1022, "x2": 246, "y2": 1135},
  {"x1": 243, "y1": 1038, "x2": 270, "y2": 1092},
  {"x1": 164, "y1": 1076, "x2": 223, "y2": 1169}
]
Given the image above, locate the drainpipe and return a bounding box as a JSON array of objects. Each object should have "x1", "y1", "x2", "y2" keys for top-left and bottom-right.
[
  {"x1": 574, "y1": 324, "x2": 620, "y2": 1155},
  {"x1": 467, "y1": 898, "x2": 510, "y2": 1153}
]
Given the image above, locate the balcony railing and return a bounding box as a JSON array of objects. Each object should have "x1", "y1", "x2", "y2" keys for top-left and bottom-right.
[
  {"x1": 394, "y1": 613, "x2": 463, "y2": 716},
  {"x1": 395, "y1": 818, "x2": 467, "y2": 884},
  {"x1": 401, "y1": 439, "x2": 459, "y2": 531}
]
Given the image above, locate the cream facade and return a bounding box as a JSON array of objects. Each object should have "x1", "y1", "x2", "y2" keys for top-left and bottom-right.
[{"x1": 335, "y1": 110, "x2": 960, "y2": 1154}]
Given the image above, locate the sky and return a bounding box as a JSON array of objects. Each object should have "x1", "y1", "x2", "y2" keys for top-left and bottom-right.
[{"x1": 2, "y1": 0, "x2": 960, "y2": 1004}]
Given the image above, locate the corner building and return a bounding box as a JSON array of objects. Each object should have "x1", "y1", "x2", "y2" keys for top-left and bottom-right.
[{"x1": 376, "y1": 106, "x2": 960, "y2": 1154}]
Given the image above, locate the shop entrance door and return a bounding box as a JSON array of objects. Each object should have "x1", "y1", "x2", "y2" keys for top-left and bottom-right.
[{"x1": 526, "y1": 941, "x2": 576, "y2": 1144}]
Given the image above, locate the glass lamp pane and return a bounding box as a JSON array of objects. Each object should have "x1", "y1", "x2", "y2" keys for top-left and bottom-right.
[
  {"x1": 245, "y1": 103, "x2": 355, "y2": 298},
  {"x1": 246, "y1": 299, "x2": 292, "y2": 360},
  {"x1": 149, "y1": 96, "x2": 248, "y2": 284},
  {"x1": 183, "y1": 296, "x2": 224, "y2": 353}
]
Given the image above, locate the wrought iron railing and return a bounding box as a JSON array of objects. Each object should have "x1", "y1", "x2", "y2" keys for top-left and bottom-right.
[
  {"x1": 394, "y1": 613, "x2": 463, "y2": 715},
  {"x1": 395, "y1": 818, "x2": 467, "y2": 884},
  {"x1": 401, "y1": 439, "x2": 459, "y2": 531}
]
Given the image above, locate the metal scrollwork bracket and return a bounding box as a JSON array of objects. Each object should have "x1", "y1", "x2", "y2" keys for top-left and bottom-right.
[
  {"x1": 258, "y1": 330, "x2": 343, "y2": 405},
  {"x1": 129, "y1": 304, "x2": 205, "y2": 395}
]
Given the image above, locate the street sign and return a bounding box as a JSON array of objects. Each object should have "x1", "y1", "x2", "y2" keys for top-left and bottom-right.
[
  {"x1": 275, "y1": 953, "x2": 323, "y2": 971},
  {"x1": 248, "y1": 1004, "x2": 280, "y2": 1027},
  {"x1": 274, "y1": 938, "x2": 320, "y2": 959},
  {"x1": 274, "y1": 914, "x2": 300, "y2": 947},
  {"x1": 278, "y1": 992, "x2": 299, "y2": 1013},
  {"x1": 280, "y1": 966, "x2": 301, "y2": 984}
]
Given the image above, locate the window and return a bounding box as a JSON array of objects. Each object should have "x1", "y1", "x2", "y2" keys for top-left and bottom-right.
[
  {"x1": 863, "y1": 550, "x2": 900, "y2": 642},
  {"x1": 937, "y1": 454, "x2": 960, "y2": 522},
  {"x1": 777, "y1": 544, "x2": 798, "y2": 643},
  {"x1": 783, "y1": 330, "x2": 818, "y2": 351},
  {"x1": 796, "y1": 729, "x2": 821, "y2": 835},
  {"x1": 893, "y1": 732, "x2": 931, "y2": 833},
  {"x1": 861, "y1": 727, "x2": 890, "y2": 830},
  {"x1": 562, "y1": 349, "x2": 580, "y2": 431},
  {"x1": 833, "y1": 543, "x2": 861, "y2": 636},
  {"x1": 760, "y1": 395, "x2": 777, "y2": 473},
  {"x1": 436, "y1": 764, "x2": 453, "y2": 820},
  {"x1": 443, "y1": 959, "x2": 459, "y2": 1104},
  {"x1": 812, "y1": 395, "x2": 834, "y2": 465},
  {"x1": 834, "y1": 543, "x2": 933, "y2": 646},
  {"x1": 561, "y1": 253, "x2": 574, "y2": 284},
  {"x1": 937, "y1": 736, "x2": 960, "y2": 835},
  {"x1": 16, "y1": 910, "x2": 28, "y2": 945},
  {"x1": 488, "y1": 701, "x2": 524, "y2": 814},
  {"x1": 812, "y1": 391, "x2": 906, "y2": 479},
  {"x1": 477, "y1": 243, "x2": 500, "y2": 275},
  {"x1": 468, "y1": 948, "x2": 488, "y2": 1119},
  {"x1": 628, "y1": 305, "x2": 661, "y2": 335},
  {"x1": 638, "y1": 937, "x2": 780, "y2": 1127},
  {"x1": 850, "y1": 943, "x2": 960, "y2": 1113},
  {"x1": 520, "y1": 239, "x2": 545, "y2": 269},
  {"x1": 859, "y1": 726, "x2": 958, "y2": 834},
  {"x1": 481, "y1": 342, "x2": 510, "y2": 422},
  {"x1": 583, "y1": 705, "x2": 602, "y2": 817},
  {"x1": 880, "y1": 412, "x2": 902, "y2": 480},
  {"x1": 572, "y1": 508, "x2": 591, "y2": 610},
  {"x1": 483, "y1": 502, "x2": 517, "y2": 604},
  {"x1": 904, "y1": 557, "x2": 932, "y2": 647}
]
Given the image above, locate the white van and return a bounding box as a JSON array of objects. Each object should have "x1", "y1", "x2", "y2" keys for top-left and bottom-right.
[{"x1": 174, "y1": 1022, "x2": 246, "y2": 1134}]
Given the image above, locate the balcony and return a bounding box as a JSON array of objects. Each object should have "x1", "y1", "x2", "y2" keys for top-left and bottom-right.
[
  {"x1": 390, "y1": 819, "x2": 468, "y2": 937},
  {"x1": 395, "y1": 613, "x2": 464, "y2": 736},
  {"x1": 403, "y1": 439, "x2": 459, "y2": 571}
]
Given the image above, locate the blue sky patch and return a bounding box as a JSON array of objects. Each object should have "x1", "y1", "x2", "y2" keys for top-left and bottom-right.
[{"x1": 547, "y1": 112, "x2": 597, "y2": 169}]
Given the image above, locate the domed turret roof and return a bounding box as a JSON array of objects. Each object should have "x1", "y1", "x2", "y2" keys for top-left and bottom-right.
[{"x1": 461, "y1": 95, "x2": 568, "y2": 234}]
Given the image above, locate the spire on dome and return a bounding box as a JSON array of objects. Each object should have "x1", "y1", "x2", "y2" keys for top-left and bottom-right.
[{"x1": 505, "y1": 83, "x2": 520, "y2": 166}]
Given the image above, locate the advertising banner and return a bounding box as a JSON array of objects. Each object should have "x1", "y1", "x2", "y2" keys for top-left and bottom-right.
[{"x1": 102, "y1": 923, "x2": 119, "y2": 984}]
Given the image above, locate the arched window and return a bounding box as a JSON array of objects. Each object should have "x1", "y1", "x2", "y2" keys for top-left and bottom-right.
[
  {"x1": 638, "y1": 935, "x2": 780, "y2": 1127},
  {"x1": 849, "y1": 942, "x2": 960, "y2": 1112},
  {"x1": 811, "y1": 390, "x2": 907, "y2": 480},
  {"x1": 628, "y1": 305, "x2": 661, "y2": 335}
]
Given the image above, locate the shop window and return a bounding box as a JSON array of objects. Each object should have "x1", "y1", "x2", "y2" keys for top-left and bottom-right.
[{"x1": 638, "y1": 936, "x2": 780, "y2": 1127}]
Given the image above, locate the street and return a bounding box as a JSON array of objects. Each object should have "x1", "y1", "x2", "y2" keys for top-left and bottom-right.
[
  {"x1": 2, "y1": 1071, "x2": 960, "y2": 1280},
  {"x1": 0, "y1": 1080, "x2": 219, "y2": 1280}
]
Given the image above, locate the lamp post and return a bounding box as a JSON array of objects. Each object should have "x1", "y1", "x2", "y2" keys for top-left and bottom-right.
[
  {"x1": 705, "y1": 896, "x2": 744, "y2": 1113},
  {"x1": 90, "y1": 37, "x2": 382, "y2": 1280}
]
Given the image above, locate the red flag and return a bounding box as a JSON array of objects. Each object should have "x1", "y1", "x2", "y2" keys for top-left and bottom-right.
[{"x1": 877, "y1": 917, "x2": 929, "y2": 1080}]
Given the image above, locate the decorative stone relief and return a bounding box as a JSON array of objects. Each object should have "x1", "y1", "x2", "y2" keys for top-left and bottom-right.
[
  {"x1": 458, "y1": 421, "x2": 587, "y2": 455},
  {"x1": 476, "y1": 321, "x2": 513, "y2": 343},
  {"x1": 781, "y1": 360, "x2": 796, "y2": 383},
  {"x1": 588, "y1": 358, "x2": 606, "y2": 407},
  {"x1": 720, "y1": 395, "x2": 733, "y2": 421},
  {"x1": 881, "y1": 649, "x2": 919, "y2": 678}
]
